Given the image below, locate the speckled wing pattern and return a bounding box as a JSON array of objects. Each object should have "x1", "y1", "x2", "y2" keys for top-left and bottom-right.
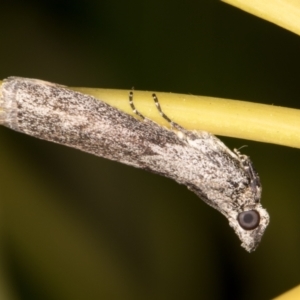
[{"x1": 0, "y1": 77, "x2": 269, "y2": 252}]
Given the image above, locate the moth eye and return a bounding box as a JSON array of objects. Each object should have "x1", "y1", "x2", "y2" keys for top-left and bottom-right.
[{"x1": 237, "y1": 210, "x2": 260, "y2": 230}]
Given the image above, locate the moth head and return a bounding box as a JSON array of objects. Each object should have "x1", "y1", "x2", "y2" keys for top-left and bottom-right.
[{"x1": 229, "y1": 205, "x2": 270, "y2": 252}]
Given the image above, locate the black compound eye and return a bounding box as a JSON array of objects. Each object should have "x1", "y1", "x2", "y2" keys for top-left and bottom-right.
[{"x1": 237, "y1": 210, "x2": 260, "y2": 230}]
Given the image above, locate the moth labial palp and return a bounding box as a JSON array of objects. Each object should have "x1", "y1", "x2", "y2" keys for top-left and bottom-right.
[{"x1": 0, "y1": 77, "x2": 270, "y2": 252}]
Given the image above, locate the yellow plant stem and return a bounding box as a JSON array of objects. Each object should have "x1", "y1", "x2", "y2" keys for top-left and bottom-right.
[
  {"x1": 221, "y1": 0, "x2": 300, "y2": 36},
  {"x1": 72, "y1": 86, "x2": 300, "y2": 149},
  {"x1": 273, "y1": 284, "x2": 300, "y2": 299},
  {"x1": 1, "y1": 80, "x2": 299, "y2": 149}
]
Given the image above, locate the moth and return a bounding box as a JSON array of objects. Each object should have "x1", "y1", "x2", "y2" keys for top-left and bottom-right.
[{"x1": 0, "y1": 77, "x2": 269, "y2": 252}]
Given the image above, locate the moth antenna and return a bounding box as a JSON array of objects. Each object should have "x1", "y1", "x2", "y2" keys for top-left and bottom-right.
[
  {"x1": 129, "y1": 90, "x2": 145, "y2": 120},
  {"x1": 152, "y1": 93, "x2": 184, "y2": 131}
]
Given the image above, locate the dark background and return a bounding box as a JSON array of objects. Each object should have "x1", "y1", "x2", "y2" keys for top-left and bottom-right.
[{"x1": 0, "y1": 0, "x2": 299, "y2": 299}]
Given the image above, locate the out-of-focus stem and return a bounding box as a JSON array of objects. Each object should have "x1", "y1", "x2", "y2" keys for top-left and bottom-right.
[{"x1": 222, "y1": 0, "x2": 300, "y2": 36}]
